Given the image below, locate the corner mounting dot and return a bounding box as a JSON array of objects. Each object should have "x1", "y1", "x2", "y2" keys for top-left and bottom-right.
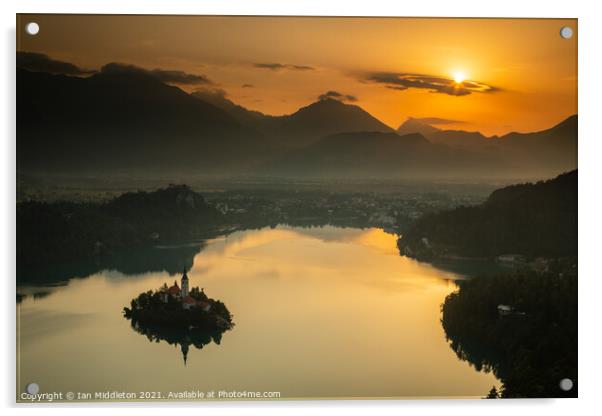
[
  {"x1": 25, "y1": 22, "x2": 40, "y2": 36},
  {"x1": 560, "y1": 26, "x2": 573, "y2": 39},
  {"x1": 559, "y1": 378, "x2": 573, "y2": 391}
]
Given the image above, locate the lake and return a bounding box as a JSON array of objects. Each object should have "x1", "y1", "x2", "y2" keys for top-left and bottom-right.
[{"x1": 17, "y1": 226, "x2": 498, "y2": 401}]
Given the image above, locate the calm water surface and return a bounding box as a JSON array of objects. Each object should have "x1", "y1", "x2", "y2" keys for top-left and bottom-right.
[{"x1": 17, "y1": 226, "x2": 498, "y2": 400}]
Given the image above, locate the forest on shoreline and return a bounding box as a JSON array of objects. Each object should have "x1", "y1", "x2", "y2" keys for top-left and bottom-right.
[
  {"x1": 398, "y1": 170, "x2": 577, "y2": 260},
  {"x1": 442, "y1": 264, "x2": 577, "y2": 398}
]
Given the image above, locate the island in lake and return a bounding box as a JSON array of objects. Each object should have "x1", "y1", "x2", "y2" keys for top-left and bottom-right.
[{"x1": 123, "y1": 271, "x2": 233, "y2": 363}]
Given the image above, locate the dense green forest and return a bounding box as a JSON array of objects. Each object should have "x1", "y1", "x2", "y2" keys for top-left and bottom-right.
[
  {"x1": 398, "y1": 170, "x2": 577, "y2": 259},
  {"x1": 17, "y1": 184, "x2": 220, "y2": 273},
  {"x1": 441, "y1": 262, "x2": 577, "y2": 398}
]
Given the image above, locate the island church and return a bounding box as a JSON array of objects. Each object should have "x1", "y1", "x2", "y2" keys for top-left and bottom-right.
[{"x1": 159, "y1": 271, "x2": 211, "y2": 312}]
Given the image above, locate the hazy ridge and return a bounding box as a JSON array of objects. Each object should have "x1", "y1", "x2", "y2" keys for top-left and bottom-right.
[{"x1": 17, "y1": 67, "x2": 577, "y2": 181}]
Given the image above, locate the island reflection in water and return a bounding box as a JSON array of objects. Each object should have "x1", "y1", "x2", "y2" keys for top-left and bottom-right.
[
  {"x1": 17, "y1": 226, "x2": 499, "y2": 399},
  {"x1": 128, "y1": 319, "x2": 226, "y2": 365}
]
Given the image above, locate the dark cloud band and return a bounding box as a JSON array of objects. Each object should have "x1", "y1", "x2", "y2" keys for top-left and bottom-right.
[
  {"x1": 17, "y1": 51, "x2": 94, "y2": 75},
  {"x1": 101, "y1": 63, "x2": 212, "y2": 85},
  {"x1": 253, "y1": 62, "x2": 315, "y2": 71},
  {"x1": 149, "y1": 69, "x2": 211, "y2": 85},
  {"x1": 17, "y1": 52, "x2": 212, "y2": 86},
  {"x1": 318, "y1": 90, "x2": 357, "y2": 103},
  {"x1": 365, "y1": 72, "x2": 497, "y2": 96}
]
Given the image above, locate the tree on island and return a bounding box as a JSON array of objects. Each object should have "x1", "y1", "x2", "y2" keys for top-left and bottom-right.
[{"x1": 485, "y1": 386, "x2": 500, "y2": 399}]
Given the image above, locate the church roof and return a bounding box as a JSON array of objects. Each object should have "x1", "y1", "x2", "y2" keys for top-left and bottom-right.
[
  {"x1": 182, "y1": 295, "x2": 196, "y2": 304},
  {"x1": 167, "y1": 281, "x2": 180, "y2": 295}
]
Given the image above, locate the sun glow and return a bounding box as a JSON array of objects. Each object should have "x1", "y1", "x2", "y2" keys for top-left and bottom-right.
[{"x1": 452, "y1": 71, "x2": 466, "y2": 84}]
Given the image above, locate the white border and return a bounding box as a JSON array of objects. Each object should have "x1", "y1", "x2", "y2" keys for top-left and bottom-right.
[{"x1": 2, "y1": 1, "x2": 601, "y2": 415}]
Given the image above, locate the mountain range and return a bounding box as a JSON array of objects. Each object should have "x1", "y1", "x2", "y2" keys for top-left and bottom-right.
[
  {"x1": 398, "y1": 113, "x2": 576, "y2": 152},
  {"x1": 192, "y1": 88, "x2": 393, "y2": 148},
  {"x1": 17, "y1": 66, "x2": 577, "y2": 180}
]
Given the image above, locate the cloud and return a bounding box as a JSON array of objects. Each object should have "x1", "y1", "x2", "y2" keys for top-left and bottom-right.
[
  {"x1": 17, "y1": 54, "x2": 214, "y2": 86},
  {"x1": 193, "y1": 87, "x2": 228, "y2": 99},
  {"x1": 150, "y1": 69, "x2": 212, "y2": 85},
  {"x1": 100, "y1": 62, "x2": 212, "y2": 85},
  {"x1": 289, "y1": 65, "x2": 314, "y2": 71},
  {"x1": 365, "y1": 72, "x2": 497, "y2": 96},
  {"x1": 253, "y1": 63, "x2": 285, "y2": 70},
  {"x1": 17, "y1": 51, "x2": 93, "y2": 75},
  {"x1": 253, "y1": 62, "x2": 315, "y2": 71},
  {"x1": 318, "y1": 90, "x2": 358, "y2": 103},
  {"x1": 191, "y1": 88, "x2": 237, "y2": 111}
]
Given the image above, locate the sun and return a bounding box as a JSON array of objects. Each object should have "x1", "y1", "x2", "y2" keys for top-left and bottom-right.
[{"x1": 452, "y1": 71, "x2": 466, "y2": 84}]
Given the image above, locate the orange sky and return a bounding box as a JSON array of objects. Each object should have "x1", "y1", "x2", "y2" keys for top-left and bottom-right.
[{"x1": 17, "y1": 15, "x2": 577, "y2": 136}]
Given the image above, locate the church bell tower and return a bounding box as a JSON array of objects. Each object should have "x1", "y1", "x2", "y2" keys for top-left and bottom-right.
[{"x1": 181, "y1": 270, "x2": 189, "y2": 297}]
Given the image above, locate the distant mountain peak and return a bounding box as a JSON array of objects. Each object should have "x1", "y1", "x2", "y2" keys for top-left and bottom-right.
[
  {"x1": 272, "y1": 98, "x2": 393, "y2": 147},
  {"x1": 549, "y1": 114, "x2": 577, "y2": 132},
  {"x1": 396, "y1": 117, "x2": 441, "y2": 136},
  {"x1": 293, "y1": 97, "x2": 364, "y2": 114}
]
